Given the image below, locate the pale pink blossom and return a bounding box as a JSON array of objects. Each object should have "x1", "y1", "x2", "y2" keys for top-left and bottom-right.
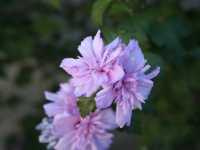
[
  {"x1": 96, "y1": 39, "x2": 160, "y2": 128},
  {"x1": 53, "y1": 109, "x2": 116, "y2": 150},
  {"x1": 36, "y1": 118, "x2": 58, "y2": 149},
  {"x1": 37, "y1": 31, "x2": 161, "y2": 150},
  {"x1": 60, "y1": 30, "x2": 124, "y2": 97},
  {"x1": 44, "y1": 83, "x2": 79, "y2": 117}
]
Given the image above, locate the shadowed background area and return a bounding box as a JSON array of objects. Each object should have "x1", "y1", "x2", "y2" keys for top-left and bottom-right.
[{"x1": 0, "y1": 0, "x2": 200, "y2": 150}]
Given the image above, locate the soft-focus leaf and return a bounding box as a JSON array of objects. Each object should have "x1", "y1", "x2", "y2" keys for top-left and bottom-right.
[
  {"x1": 49, "y1": 0, "x2": 61, "y2": 9},
  {"x1": 91, "y1": 0, "x2": 112, "y2": 26},
  {"x1": 78, "y1": 97, "x2": 96, "y2": 117},
  {"x1": 109, "y1": 2, "x2": 132, "y2": 17}
]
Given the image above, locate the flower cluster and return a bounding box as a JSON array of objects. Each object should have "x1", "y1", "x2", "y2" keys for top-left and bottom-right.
[{"x1": 36, "y1": 30, "x2": 160, "y2": 150}]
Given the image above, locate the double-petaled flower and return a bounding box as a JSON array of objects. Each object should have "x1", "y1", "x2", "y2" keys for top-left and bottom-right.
[
  {"x1": 95, "y1": 40, "x2": 160, "y2": 127},
  {"x1": 37, "y1": 30, "x2": 160, "y2": 150},
  {"x1": 38, "y1": 82, "x2": 116, "y2": 150},
  {"x1": 60, "y1": 30, "x2": 124, "y2": 97},
  {"x1": 54, "y1": 109, "x2": 116, "y2": 150}
]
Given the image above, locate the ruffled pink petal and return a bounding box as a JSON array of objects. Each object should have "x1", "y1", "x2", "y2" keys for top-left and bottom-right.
[
  {"x1": 53, "y1": 114, "x2": 79, "y2": 137},
  {"x1": 43, "y1": 103, "x2": 65, "y2": 117},
  {"x1": 72, "y1": 76, "x2": 99, "y2": 97},
  {"x1": 92, "y1": 132, "x2": 113, "y2": 150},
  {"x1": 84, "y1": 82, "x2": 99, "y2": 97},
  {"x1": 71, "y1": 77, "x2": 87, "y2": 97},
  {"x1": 60, "y1": 58, "x2": 88, "y2": 77},
  {"x1": 89, "y1": 141, "x2": 99, "y2": 150},
  {"x1": 134, "y1": 92, "x2": 145, "y2": 103},
  {"x1": 59, "y1": 82, "x2": 75, "y2": 94},
  {"x1": 104, "y1": 45, "x2": 123, "y2": 65},
  {"x1": 145, "y1": 67, "x2": 160, "y2": 80},
  {"x1": 137, "y1": 78, "x2": 153, "y2": 100},
  {"x1": 95, "y1": 88, "x2": 114, "y2": 109},
  {"x1": 116, "y1": 100, "x2": 132, "y2": 128},
  {"x1": 78, "y1": 36, "x2": 94, "y2": 58},
  {"x1": 105, "y1": 37, "x2": 121, "y2": 51},
  {"x1": 55, "y1": 132, "x2": 75, "y2": 150},
  {"x1": 44, "y1": 91, "x2": 58, "y2": 101},
  {"x1": 133, "y1": 99, "x2": 143, "y2": 110},
  {"x1": 93, "y1": 109, "x2": 117, "y2": 130},
  {"x1": 93, "y1": 30, "x2": 104, "y2": 60},
  {"x1": 92, "y1": 71, "x2": 108, "y2": 87},
  {"x1": 121, "y1": 39, "x2": 146, "y2": 73},
  {"x1": 108, "y1": 64, "x2": 124, "y2": 83},
  {"x1": 128, "y1": 40, "x2": 146, "y2": 70}
]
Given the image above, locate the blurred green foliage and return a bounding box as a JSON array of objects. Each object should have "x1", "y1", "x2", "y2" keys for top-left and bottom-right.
[{"x1": 0, "y1": 0, "x2": 200, "y2": 150}]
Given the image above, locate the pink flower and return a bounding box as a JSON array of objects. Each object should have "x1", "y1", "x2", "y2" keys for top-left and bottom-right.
[
  {"x1": 60, "y1": 30, "x2": 124, "y2": 97},
  {"x1": 36, "y1": 118, "x2": 58, "y2": 149},
  {"x1": 95, "y1": 39, "x2": 160, "y2": 128},
  {"x1": 37, "y1": 30, "x2": 161, "y2": 150},
  {"x1": 44, "y1": 83, "x2": 79, "y2": 117},
  {"x1": 53, "y1": 109, "x2": 117, "y2": 150}
]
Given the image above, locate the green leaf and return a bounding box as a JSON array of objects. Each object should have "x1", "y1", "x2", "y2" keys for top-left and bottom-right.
[
  {"x1": 109, "y1": 2, "x2": 132, "y2": 17},
  {"x1": 91, "y1": 0, "x2": 112, "y2": 26},
  {"x1": 49, "y1": 0, "x2": 61, "y2": 9},
  {"x1": 78, "y1": 97, "x2": 96, "y2": 117}
]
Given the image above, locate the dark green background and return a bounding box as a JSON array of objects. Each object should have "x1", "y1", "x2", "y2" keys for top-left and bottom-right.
[{"x1": 0, "y1": 0, "x2": 200, "y2": 150}]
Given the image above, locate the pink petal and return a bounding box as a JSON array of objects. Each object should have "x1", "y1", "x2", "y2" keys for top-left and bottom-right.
[
  {"x1": 116, "y1": 101, "x2": 132, "y2": 128},
  {"x1": 71, "y1": 77, "x2": 86, "y2": 95},
  {"x1": 59, "y1": 82, "x2": 74, "y2": 94},
  {"x1": 89, "y1": 142, "x2": 99, "y2": 150},
  {"x1": 60, "y1": 58, "x2": 88, "y2": 77},
  {"x1": 95, "y1": 88, "x2": 114, "y2": 109},
  {"x1": 92, "y1": 71, "x2": 108, "y2": 87},
  {"x1": 104, "y1": 45, "x2": 123, "y2": 65},
  {"x1": 55, "y1": 132, "x2": 75, "y2": 150},
  {"x1": 43, "y1": 103, "x2": 65, "y2": 117},
  {"x1": 105, "y1": 37, "x2": 121, "y2": 51},
  {"x1": 133, "y1": 100, "x2": 143, "y2": 110},
  {"x1": 93, "y1": 109, "x2": 117, "y2": 130},
  {"x1": 145, "y1": 67, "x2": 160, "y2": 79},
  {"x1": 53, "y1": 114, "x2": 79, "y2": 137},
  {"x1": 134, "y1": 92, "x2": 145, "y2": 103},
  {"x1": 84, "y1": 79, "x2": 99, "y2": 97},
  {"x1": 121, "y1": 39, "x2": 146, "y2": 73},
  {"x1": 78, "y1": 36, "x2": 94, "y2": 58},
  {"x1": 72, "y1": 76, "x2": 99, "y2": 97},
  {"x1": 128, "y1": 40, "x2": 146, "y2": 70},
  {"x1": 44, "y1": 91, "x2": 58, "y2": 101},
  {"x1": 137, "y1": 78, "x2": 153, "y2": 100},
  {"x1": 71, "y1": 78, "x2": 88, "y2": 97},
  {"x1": 93, "y1": 132, "x2": 113, "y2": 150},
  {"x1": 93, "y1": 30, "x2": 104, "y2": 60},
  {"x1": 108, "y1": 64, "x2": 124, "y2": 83},
  {"x1": 141, "y1": 64, "x2": 151, "y2": 73}
]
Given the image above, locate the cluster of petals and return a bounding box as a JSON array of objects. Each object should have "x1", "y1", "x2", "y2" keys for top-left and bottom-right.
[
  {"x1": 37, "y1": 82, "x2": 116, "y2": 150},
  {"x1": 60, "y1": 30, "x2": 124, "y2": 97},
  {"x1": 37, "y1": 30, "x2": 160, "y2": 150},
  {"x1": 60, "y1": 30, "x2": 160, "y2": 128},
  {"x1": 95, "y1": 40, "x2": 160, "y2": 127},
  {"x1": 54, "y1": 109, "x2": 116, "y2": 150}
]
